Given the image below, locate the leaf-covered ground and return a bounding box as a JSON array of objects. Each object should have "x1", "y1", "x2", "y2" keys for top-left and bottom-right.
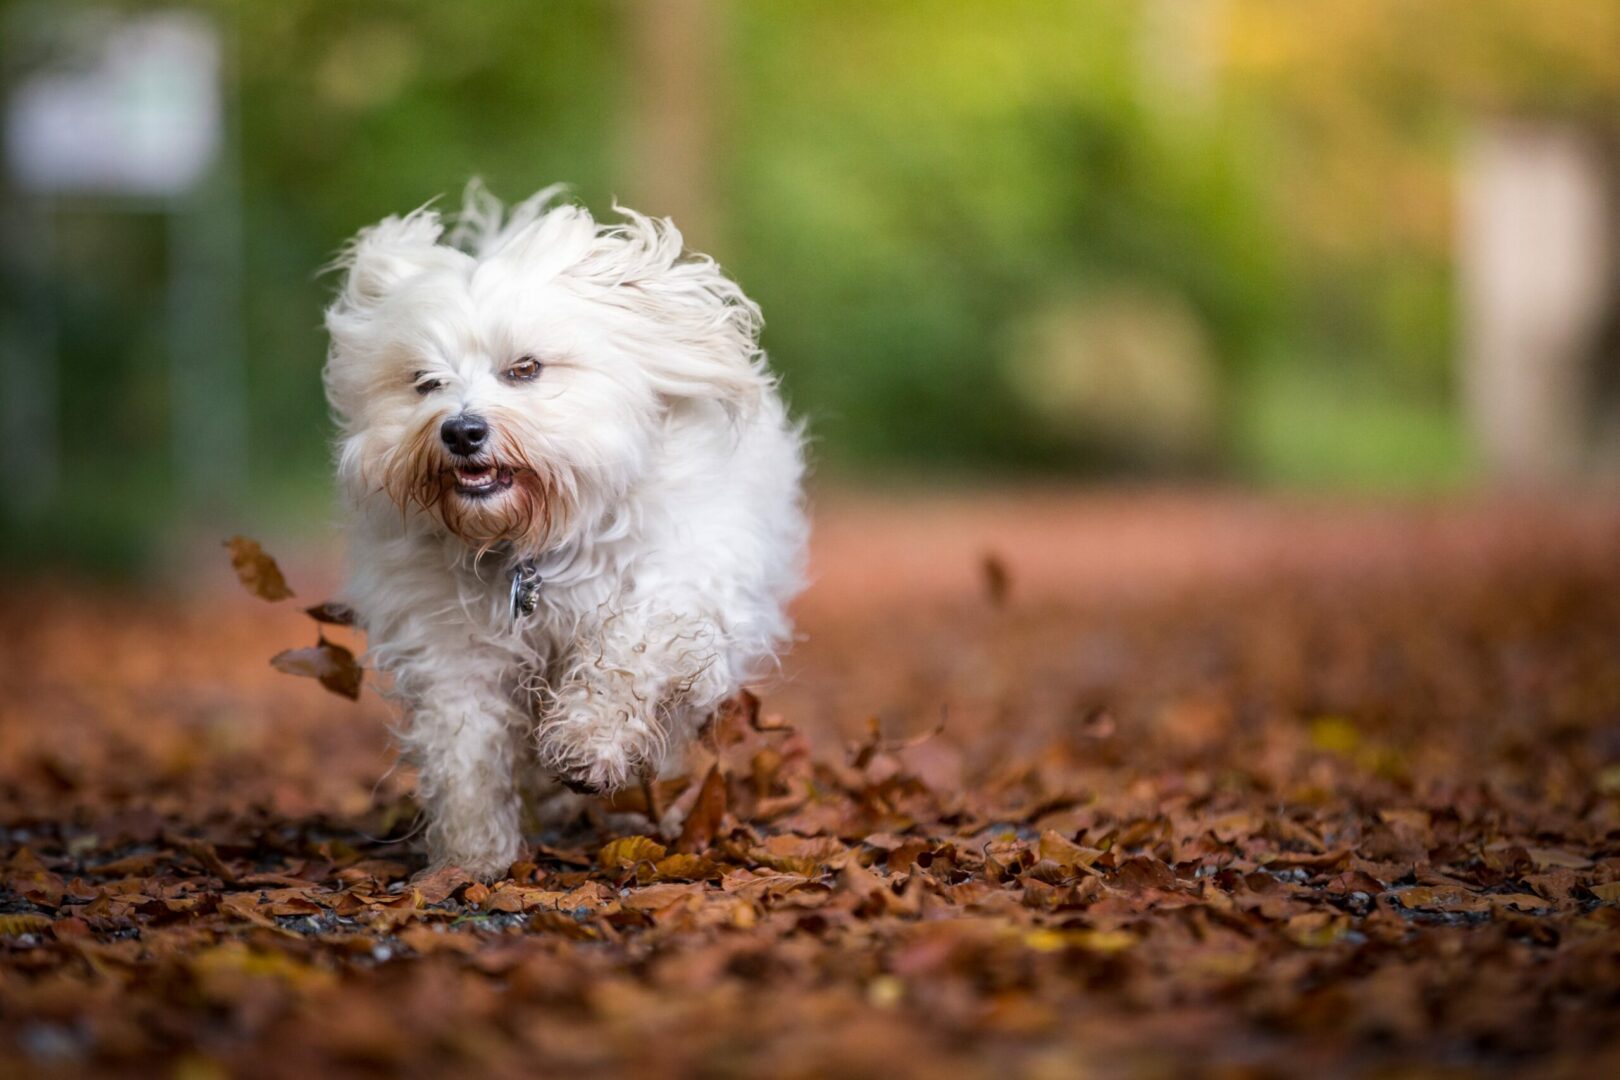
[{"x1": 4, "y1": 493, "x2": 1620, "y2": 1079}]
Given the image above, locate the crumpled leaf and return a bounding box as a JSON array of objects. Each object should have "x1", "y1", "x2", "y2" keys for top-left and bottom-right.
[
  {"x1": 412, "y1": 866, "x2": 475, "y2": 905},
  {"x1": 649, "y1": 854, "x2": 719, "y2": 882},
  {"x1": 598, "y1": 836, "x2": 666, "y2": 871},
  {"x1": 675, "y1": 765, "x2": 727, "y2": 853},
  {"x1": 304, "y1": 601, "x2": 357, "y2": 626},
  {"x1": 270, "y1": 636, "x2": 363, "y2": 700},
  {"x1": 224, "y1": 536, "x2": 294, "y2": 601}
]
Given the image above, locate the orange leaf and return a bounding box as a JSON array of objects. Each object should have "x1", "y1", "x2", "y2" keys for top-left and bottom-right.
[{"x1": 676, "y1": 765, "x2": 727, "y2": 853}]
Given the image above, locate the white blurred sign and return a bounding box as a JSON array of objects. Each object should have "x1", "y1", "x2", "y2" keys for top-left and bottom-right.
[{"x1": 5, "y1": 11, "x2": 221, "y2": 197}]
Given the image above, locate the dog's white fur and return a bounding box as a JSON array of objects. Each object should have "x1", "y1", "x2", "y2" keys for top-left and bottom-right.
[{"x1": 324, "y1": 184, "x2": 806, "y2": 878}]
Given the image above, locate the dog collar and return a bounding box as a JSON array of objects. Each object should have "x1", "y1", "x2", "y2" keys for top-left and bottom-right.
[{"x1": 509, "y1": 559, "x2": 543, "y2": 621}]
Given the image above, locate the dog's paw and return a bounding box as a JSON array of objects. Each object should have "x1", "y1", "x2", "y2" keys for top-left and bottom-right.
[
  {"x1": 422, "y1": 829, "x2": 524, "y2": 884},
  {"x1": 419, "y1": 854, "x2": 513, "y2": 885},
  {"x1": 537, "y1": 701, "x2": 660, "y2": 797},
  {"x1": 555, "y1": 772, "x2": 603, "y2": 796},
  {"x1": 548, "y1": 744, "x2": 644, "y2": 797}
]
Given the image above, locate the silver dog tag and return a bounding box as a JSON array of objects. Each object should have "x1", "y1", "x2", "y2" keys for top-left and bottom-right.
[{"x1": 509, "y1": 560, "x2": 542, "y2": 621}]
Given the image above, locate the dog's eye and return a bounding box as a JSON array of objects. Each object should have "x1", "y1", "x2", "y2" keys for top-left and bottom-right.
[
  {"x1": 413, "y1": 373, "x2": 445, "y2": 396},
  {"x1": 505, "y1": 356, "x2": 542, "y2": 382}
]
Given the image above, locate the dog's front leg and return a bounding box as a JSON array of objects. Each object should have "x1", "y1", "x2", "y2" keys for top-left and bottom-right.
[
  {"x1": 398, "y1": 655, "x2": 528, "y2": 881},
  {"x1": 537, "y1": 605, "x2": 731, "y2": 795}
]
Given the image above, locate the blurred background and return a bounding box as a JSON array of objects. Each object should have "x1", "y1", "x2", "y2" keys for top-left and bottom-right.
[{"x1": 2, "y1": 0, "x2": 1619, "y2": 573}]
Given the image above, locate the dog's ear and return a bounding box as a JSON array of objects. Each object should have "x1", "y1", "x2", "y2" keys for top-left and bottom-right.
[
  {"x1": 584, "y1": 208, "x2": 772, "y2": 411},
  {"x1": 630, "y1": 262, "x2": 771, "y2": 410},
  {"x1": 328, "y1": 208, "x2": 449, "y2": 315}
]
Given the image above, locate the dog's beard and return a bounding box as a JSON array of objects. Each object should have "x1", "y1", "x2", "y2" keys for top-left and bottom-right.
[{"x1": 379, "y1": 417, "x2": 574, "y2": 555}]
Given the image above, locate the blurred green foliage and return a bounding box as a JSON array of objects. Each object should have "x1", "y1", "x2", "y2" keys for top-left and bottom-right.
[{"x1": 5, "y1": 0, "x2": 1620, "y2": 568}]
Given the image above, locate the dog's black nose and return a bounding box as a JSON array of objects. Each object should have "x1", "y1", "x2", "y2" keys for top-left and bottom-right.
[{"x1": 440, "y1": 413, "x2": 489, "y2": 457}]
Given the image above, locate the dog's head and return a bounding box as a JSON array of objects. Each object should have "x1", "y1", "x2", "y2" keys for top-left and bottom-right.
[{"x1": 324, "y1": 184, "x2": 768, "y2": 554}]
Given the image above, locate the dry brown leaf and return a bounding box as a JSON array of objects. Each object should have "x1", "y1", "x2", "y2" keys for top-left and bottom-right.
[
  {"x1": 981, "y1": 551, "x2": 1011, "y2": 607},
  {"x1": 270, "y1": 637, "x2": 363, "y2": 700},
  {"x1": 224, "y1": 536, "x2": 295, "y2": 600},
  {"x1": 412, "y1": 866, "x2": 474, "y2": 905},
  {"x1": 650, "y1": 854, "x2": 719, "y2": 882},
  {"x1": 621, "y1": 883, "x2": 703, "y2": 912},
  {"x1": 676, "y1": 765, "x2": 727, "y2": 853},
  {"x1": 1525, "y1": 847, "x2": 1593, "y2": 870},
  {"x1": 1489, "y1": 893, "x2": 1552, "y2": 912},
  {"x1": 1037, "y1": 830, "x2": 1103, "y2": 871},
  {"x1": 528, "y1": 910, "x2": 600, "y2": 940},
  {"x1": 304, "y1": 601, "x2": 357, "y2": 626},
  {"x1": 1392, "y1": 886, "x2": 1488, "y2": 913}
]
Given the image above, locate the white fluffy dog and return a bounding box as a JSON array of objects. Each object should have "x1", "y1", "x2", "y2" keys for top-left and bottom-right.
[{"x1": 324, "y1": 184, "x2": 807, "y2": 879}]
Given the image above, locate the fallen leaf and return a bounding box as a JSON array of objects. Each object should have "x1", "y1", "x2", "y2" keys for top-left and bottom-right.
[
  {"x1": 412, "y1": 866, "x2": 474, "y2": 905},
  {"x1": 1525, "y1": 847, "x2": 1593, "y2": 870},
  {"x1": 598, "y1": 836, "x2": 666, "y2": 871},
  {"x1": 0, "y1": 913, "x2": 52, "y2": 936},
  {"x1": 676, "y1": 765, "x2": 727, "y2": 852},
  {"x1": 1037, "y1": 830, "x2": 1103, "y2": 871},
  {"x1": 650, "y1": 854, "x2": 718, "y2": 882}
]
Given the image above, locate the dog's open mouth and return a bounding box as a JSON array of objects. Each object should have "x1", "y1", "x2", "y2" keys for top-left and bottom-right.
[{"x1": 451, "y1": 463, "x2": 516, "y2": 498}]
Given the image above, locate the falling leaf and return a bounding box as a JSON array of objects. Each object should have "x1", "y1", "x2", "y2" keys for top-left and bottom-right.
[
  {"x1": 270, "y1": 636, "x2": 363, "y2": 700},
  {"x1": 223, "y1": 536, "x2": 294, "y2": 600},
  {"x1": 981, "y1": 551, "x2": 1011, "y2": 607},
  {"x1": 304, "y1": 601, "x2": 357, "y2": 626}
]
